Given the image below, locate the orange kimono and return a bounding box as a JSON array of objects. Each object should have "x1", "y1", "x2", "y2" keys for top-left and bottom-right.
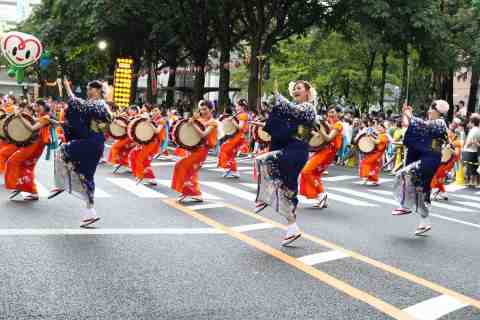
[
  {"x1": 300, "y1": 121, "x2": 343, "y2": 199},
  {"x1": 431, "y1": 134, "x2": 461, "y2": 192},
  {"x1": 0, "y1": 143, "x2": 19, "y2": 173},
  {"x1": 129, "y1": 119, "x2": 165, "y2": 180},
  {"x1": 359, "y1": 133, "x2": 388, "y2": 183},
  {"x1": 4, "y1": 116, "x2": 50, "y2": 193},
  {"x1": 218, "y1": 112, "x2": 249, "y2": 172},
  {"x1": 56, "y1": 108, "x2": 66, "y2": 143},
  {"x1": 108, "y1": 137, "x2": 136, "y2": 167},
  {"x1": 171, "y1": 119, "x2": 217, "y2": 196}
]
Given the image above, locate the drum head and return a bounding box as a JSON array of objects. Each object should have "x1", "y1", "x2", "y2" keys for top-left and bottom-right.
[
  {"x1": 135, "y1": 120, "x2": 155, "y2": 143},
  {"x1": 128, "y1": 117, "x2": 155, "y2": 145},
  {"x1": 222, "y1": 118, "x2": 237, "y2": 136},
  {"x1": 309, "y1": 134, "x2": 327, "y2": 151},
  {"x1": 0, "y1": 114, "x2": 7, "y2": 139},
  {"x1": 109, "y1": 116, "x2": 128, "y2": 139},
  {"x1": 4, "y1": 114, "x2": 36, "y2": 146},
  {"x1": 358, "y1": 135, "x2": 375, "y2": 153},
  {"x1": 441, "y1": 147, "x2": 454, "y2": 163},
  {"x1": 257, "y1": 127, "x2": 271, "y2": 143},
  {"x1": 173, "y1": 119, "x2": 205, "y2": 150}
]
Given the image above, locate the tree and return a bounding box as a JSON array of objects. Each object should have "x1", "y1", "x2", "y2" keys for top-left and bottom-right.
[{"x1": 237, "y1": 0, "x2": 329, "y2": 109}]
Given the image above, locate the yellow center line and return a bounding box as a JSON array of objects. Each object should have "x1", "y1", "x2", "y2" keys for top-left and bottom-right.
[
  {"x1": 164, "y1": 199, "x2": 415, "y2": 320},
  {"x1": 222, "y1": 202, "x2": 480, "y2": 310}
]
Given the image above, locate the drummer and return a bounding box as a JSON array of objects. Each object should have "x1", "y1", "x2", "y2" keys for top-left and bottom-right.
[
  {"x1": 5, "y1": 100, "x2": 52, "y2": 201},
  {"x1": 171, "y1": 100, "x2": 217, "y2": 202},
  {"x1": 299, "y1": 105, "x2": 343, "y2": 209},
  {"x1": 431, "y1": 123, "x2": 462, "y2": 200},
  {"x1": 218, "y1": 99, "x2": 249, "y2": 178},
  {"x1": 0, "y1": 102, "x2": 32, "y2": 176},
  {"x1": 108, "y1": 105, "x2": 138, "y2": 173},
  {"x1": 128, "y1": 106, "x2": 165, "y2": 186},
  {"x1": 358, "y1": 123, "x2": 389, "y2": 186}
]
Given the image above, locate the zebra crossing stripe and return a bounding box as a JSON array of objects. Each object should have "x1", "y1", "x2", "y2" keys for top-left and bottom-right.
[
  {"x1": 402, "y1": 294, "x2": 468, "y2": 320},
  {"x1": 323, "y1": 175, "x2": 357, "y2": 182},
  {"x1": 240, "y1": 183, "x2": 377, "y2": 207},
  {"x1": 107, "y1": 178, "x2": 167, "y2": 198},
  {"x1": 297, "y1": 250, "x2": 350, "y2": 266},
  {"x1": 155, "y1": 180, "x2": 221, "y2": 200},
  {"x1": 208, "y1": 166, "x2": 252, "y2": 172},
  {"x1": 33, "y1": 180, "x2": 50, "y2": 198},
  {"x1": 200, "y1": 182, "x2": 256, "y2": 201},
  {"x1": 230, "y1": 223, "x2": 274, "y2": 233},
  {"x1": 353, "y1": 178, "x2": 393, "y2": 185},
  {"x1": 445, "y1": 184, "x2": 466, "y2": 192},
  {"x1": 367, "y1": 189, "x2": 475, "y2": 213},
  {"x1": 452, "y1": 201, "x2": 480, "y2": 209},
  {"x1": 151, "y1": 162, "x2": 176, "y2": 167},
  {"x1": 450, "y1": 193, "x2": 480, "y2": 202}
]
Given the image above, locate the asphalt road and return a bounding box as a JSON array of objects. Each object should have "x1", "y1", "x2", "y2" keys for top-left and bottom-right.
[{"x1": 0, "y1": 148, "x2": 478, "y2": 319}]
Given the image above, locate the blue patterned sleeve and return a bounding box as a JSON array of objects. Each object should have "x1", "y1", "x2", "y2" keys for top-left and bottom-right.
[
  {"x1": 272, "y1": 94, "x2": 316, "y2": 125},
  {"x1": 409, "y1": 117, "x2": 447, "y2": 139},
  {"x1": 86, "y1": 101, "x2": 110, "y2": 122}
]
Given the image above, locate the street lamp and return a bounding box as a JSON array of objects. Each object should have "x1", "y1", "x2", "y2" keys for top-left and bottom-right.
[{"x1": 98, "y1": 40, "x2": 108, "y2": 51}]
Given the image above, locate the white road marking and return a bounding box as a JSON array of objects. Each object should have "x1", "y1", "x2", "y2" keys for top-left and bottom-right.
[
  {"x1": 402, "y1": 294, "x2": 468, "y2": 320},
  {"x1": 0, "y1": 228, "x2": 224, "y2": 236},
  {"x1": 156, "y1": 180, "x2": 221, "y2": 200},
  {"x1": 323, "y1": 175, "x2": 357, "y2": 182},
  {"x1": 367, "y1": 189, "x2": 475, "y2": 212},
  {"x1": 231, "y1": 223, "x2": 274, "y2": 232},
  {"x1": 331, "y1": 188, "x2": 480, "y2": 228},
  {"x1": 450, "y1": 193, "x2": 480, "y2": 202},
  {"x1": 200, "y1": 182, "x2": 256, "y2": 201},
  {"x1": 241, "y1": 183, "x2": 377, "y2": 207},
  {"x1": 353, "y1": 178, "x2": 393, "y2": 185},
  {"x1": 151, "y1": 162, "x2": 176, "y2": 167},
  {"x1": 445, "y1": 184, "x2": 466, "y2": 192},
  {"x1": 34, "y1": 180, "x2": 49, "y2": 198},
  {"x1": 202, "y1": 163, "x2": 218, "y2": 168},
  {"x1": 452, "y1": 201, "x2": 480, "y2": 209},
  {"x1": 93, "y1": 187, "x2": 111, "y2": 198},
  {"x1": 208, "y1": 166, "x2": 252, "y2": 172},
  {"x1": 297, "y1": 250, "x2": 350, "y2": 266},
  {"x1": 189, "y1": 203, "x2": 226, "y2": 210},
  {"x1": 107, "y1": 178, "x2": 167, "y2": 198}
]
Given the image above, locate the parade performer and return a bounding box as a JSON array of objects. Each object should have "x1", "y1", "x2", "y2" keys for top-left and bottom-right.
[
  {"x1": 108, "y1": 105, "x2": 138, "y2": 173},
  {"x1": 431, "y1": 126, "x2": 461, "y2": 200},
  {"x1": 218, "y1": 99, "x2": 249, "y2": 178},
  {"x1": 49, "y1": 78, "x2": 111, "y2": 228},
  {"x1": 359, "y1": 124, "x2": 389, "y2": 186},
  {"x1": 5, "y1": 100, "x2": 51, "y2": 201},
  {"x1": 171, "y1": 100, "x2": 217, "y2": 202},
  {"x1": 299, "y1": 105, "x2": 343, "y2": 209},
  {"x1": 129, "y1": 106, "x2": 165, "y2": 185},
  {"x1": 392, "y1": 100, "x2": 448, "y2": 236},
  {"x1": 0, "y1": 103, "x2": 31, "y2": 174},
  {"x1": 391, "y1": 118, "x2": 406, "y2": 173},
  {"x1": 255, "y1": 80, "x2": 316, "y2": 246}
]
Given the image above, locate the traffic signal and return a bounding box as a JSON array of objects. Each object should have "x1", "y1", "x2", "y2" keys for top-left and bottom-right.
[{"x1": 114, "y1": 58, "x2": 134, "y2": 108}]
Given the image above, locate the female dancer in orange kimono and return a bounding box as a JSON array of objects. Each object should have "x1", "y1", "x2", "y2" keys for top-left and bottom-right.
[
  {"x1": 218, "y1": 99, "x2": 249, "y2": 178},
  {"x1": 171, "y1": 100, "x2": 217, "y2": 202},
  {"x1": 0, "y1": 103, "x2": 33, "y2": 174},
  {"x1": 431, "y1": 128, "x2": 461, "y2": 200},
  {"x1": 299, "y1": 105, "x2": 343, "y2": 209},
  {"x1": 108, "y1": 106, "x2": 138, "y2": 172},
  {"x1": 5, "y1": 100, "x2": 51, "y2": 201},
  {"x1": 359, "y1": 124, "x2": 389, "y2": 186},
  {"x1": 129, "y1": 106, "x2": 165, "y2": 185}
]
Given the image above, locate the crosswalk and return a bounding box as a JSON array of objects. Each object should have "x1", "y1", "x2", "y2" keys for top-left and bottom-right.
[{"x1": 12, "y1": 174, "x2": 480, "y2": 216}]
